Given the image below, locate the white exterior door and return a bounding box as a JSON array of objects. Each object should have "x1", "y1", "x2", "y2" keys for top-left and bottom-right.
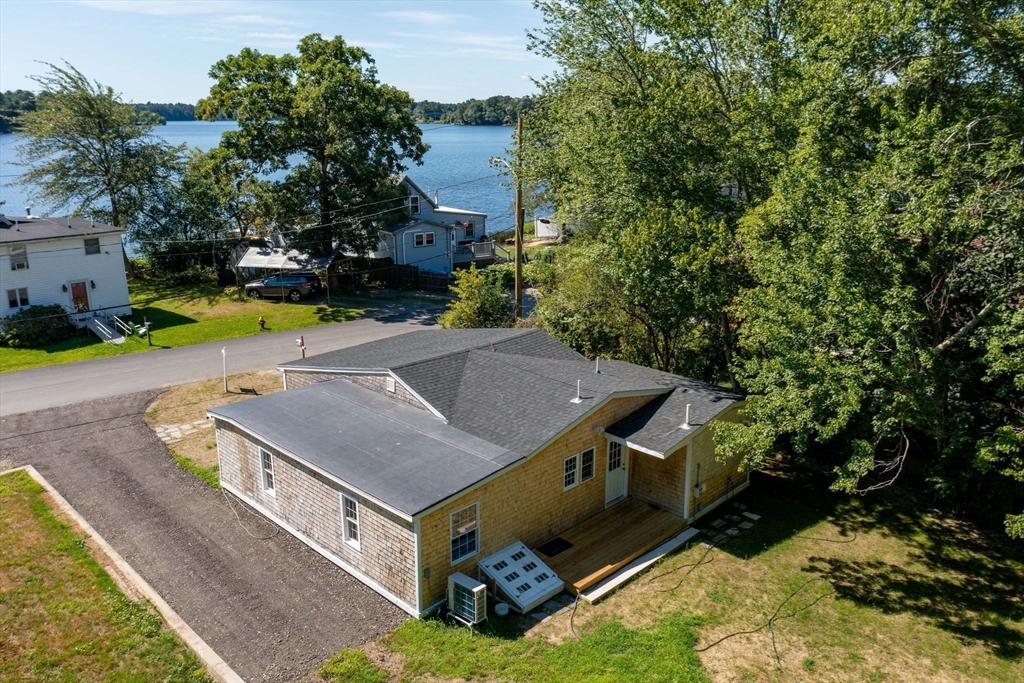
[{"x1": 605, "y1": 441, "x2": 628, "y2": 506}]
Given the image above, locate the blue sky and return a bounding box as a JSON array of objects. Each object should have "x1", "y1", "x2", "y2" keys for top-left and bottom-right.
[{"x1": 0, "y1": 1, "x2": 556, "y2": 103}]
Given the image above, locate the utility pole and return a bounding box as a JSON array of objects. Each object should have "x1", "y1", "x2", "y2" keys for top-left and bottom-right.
[{"x1": 514, "y1": 114, "x2": 524, "y2": 321}]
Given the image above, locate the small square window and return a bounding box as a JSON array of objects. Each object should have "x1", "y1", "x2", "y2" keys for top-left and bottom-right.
[
  {"x1": 7, "y1": 288, "x2": 28, "y2": 308},
  {"x1": 581, "y1": 447, "x2": 595, "y2": 482},
  {"x1": 260, "y1": 447, "x2": 276, "y2": 495},
  {"x1": 464, "y1": 222, "x2": 474, "y2": 238},
  {"x1": 342, "y1": 493, "x2": 360, "y2": 550},
  {"x1": 424, "y1": 232, "x2": 435, "y2": 246},
  {"x1": 84, "y1": 238, "x2": 100, "y2": 255},
  {"x1": 414, "y1": 233, "x2": 425, "y2": 247},
  {"x1": 10, "y1": 245, "x2": 28, "y2": 270},
  {"x1": 564, "y1": 455, "x2": 578, "y2": 490}
]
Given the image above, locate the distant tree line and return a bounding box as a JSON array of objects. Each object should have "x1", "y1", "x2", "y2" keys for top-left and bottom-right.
[
  {"x1": 410, "y1": 96, "x2": 533, "y2": 125},
  {"x1": 1, "y1": 90, "x2": 37, "y2": 133},
  {"x1": 132, "y1": 102, "x2": 196, "y2": 121}
]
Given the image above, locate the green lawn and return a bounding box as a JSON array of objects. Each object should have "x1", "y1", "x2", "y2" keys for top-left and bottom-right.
[
  {"x1": 0, "y1": 279, "x2": 367, "y2": 373},
  {"x1": 319, "y1": 461, "x2": 1024, "y2": 683},
  {"x1": 0, "y1": 469, "x2": 212, "y2": 682}
]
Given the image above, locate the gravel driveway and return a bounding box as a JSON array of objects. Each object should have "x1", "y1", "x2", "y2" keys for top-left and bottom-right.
[{"x1": 0, "y1": 390, "x2": 407, "y2": 682}]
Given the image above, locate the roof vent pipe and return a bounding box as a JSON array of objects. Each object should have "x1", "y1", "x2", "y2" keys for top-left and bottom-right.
[
  {"x1": 570, "y1": 379, "x2": 583, "y2": 404},
  {"x1": 595, "y1": 356, "x2": 600, "y2": 374},
  {"x1": 681, "y1": 404, "x2": 692, "y2": 430},
  {"x1": 25, "y1": 207, "x2": 31, "y2": 217}
]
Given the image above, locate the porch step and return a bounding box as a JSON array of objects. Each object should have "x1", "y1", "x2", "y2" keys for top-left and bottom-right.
[
  {"x1": 580, "y1": 527, "x2": 701, "y2": 604},
  {"x1": 87, "y1": 318, "x2": 126, "y2": 344}
]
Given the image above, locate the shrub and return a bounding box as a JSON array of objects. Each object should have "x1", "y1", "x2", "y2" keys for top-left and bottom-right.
[
  {"x1": 437, "y1": 264, "x2": 512, "y2": 329},
  {"x1": 0, "y1": 304, "x2": 74, "y2": 348}
]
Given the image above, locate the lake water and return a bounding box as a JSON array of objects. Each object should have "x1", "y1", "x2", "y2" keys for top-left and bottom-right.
[{"x1": 0, "y1": 121, "x2": 517, "y2": 233}]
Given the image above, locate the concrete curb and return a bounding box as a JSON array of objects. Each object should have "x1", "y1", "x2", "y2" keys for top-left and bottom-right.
[{"x1": 1, "y1": 465, "x2": 245, "y2": 683}]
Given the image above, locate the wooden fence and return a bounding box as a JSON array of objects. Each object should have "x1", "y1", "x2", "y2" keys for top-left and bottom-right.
[{"x1": 328, "y1": 259, "x2": 452, "y2": 294}]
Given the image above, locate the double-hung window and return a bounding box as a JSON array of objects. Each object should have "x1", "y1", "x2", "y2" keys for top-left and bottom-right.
[
  {"x1": 409, "y1": 195, "x2": 420, "y2": 215},
  {"x1": 581, "y1": 447, "x2": 595, "y2": 483},
  {"x1": 259, "y1": 447, "x2": 276, "y2": 495},
  {"x1": 564, "y1": 454, "x2": 579, "y2": 490},
  {"x1": 464, "y1": 222, "x2": 474, "y2": 238},
  {"x1": 450, "y1": 503, "x2": 478, "y2": 563},
  {"x1": 414, "y1": 231, "x2": 435, "y2": 247},
  {"x1": 7, "y1": 288, "x2": 29, "y2": 309},
  {"x1": 84, "y1": 238, "x2": 100, "y2": 255},
  {"x1": 342, "y1": 493, "x2": 360, "y2": 550},
  {"x1": 10, "y1": 245, "x2": 28, "y2": 270}
]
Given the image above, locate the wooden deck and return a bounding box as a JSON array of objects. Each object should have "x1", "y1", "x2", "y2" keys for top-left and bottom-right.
[{"x1": 534, "y1": 498, "x2": 688, "y2": 594}]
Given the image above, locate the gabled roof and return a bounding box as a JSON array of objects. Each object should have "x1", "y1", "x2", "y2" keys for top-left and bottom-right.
[
  {"x1": 602, "y1": 360, "x2": 744, "y2": 456},
  {"x1": 396, "y1": 174, "x2": 436, "y2": 209},
  {"x1": 209, "y1": 378, "x2": 522, "y2": 518},
  {"x1": 0, "y1": 216, "x2": 123, "y2": 244},
  {"x1": 252, "y1": 329, "x2": 744, "y2": 514}
]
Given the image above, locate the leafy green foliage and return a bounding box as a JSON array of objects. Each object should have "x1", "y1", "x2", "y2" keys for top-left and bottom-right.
[
  {"x1": 15, "y1": 62, "x2": 184, "y2": 240},
  {"x1": 0, "y1": 88, "x2": 36, "y2": 133},
  {"x1": 411, "y1": 96, "x2": 533, "y2": 125},
  {"x1": 197, "y1": 34, "x2": 426, "y2": 255},
  {"x1": 437, "y1": 264, "x2": 512, "y2": 329},
  {"x1": 0, "y1": 304, "x2": 74, "y2": 348}
]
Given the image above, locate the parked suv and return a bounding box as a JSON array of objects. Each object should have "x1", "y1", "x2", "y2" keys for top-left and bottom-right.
[{"x1": 245, "y1": 273, "x2": 322, "y2": 302}]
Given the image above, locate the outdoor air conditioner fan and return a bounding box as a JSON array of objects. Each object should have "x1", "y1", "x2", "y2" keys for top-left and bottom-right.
[{"x1": 448, "y1": 572, "x2": 487, "y2": 626}]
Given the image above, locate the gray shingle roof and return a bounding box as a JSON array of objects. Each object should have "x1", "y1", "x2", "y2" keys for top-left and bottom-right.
[
  {"x1": 209, "y1": 379, "x2": 522, "y2": 517},
  {"x1": 603, "y1": 360, "x2": 744, "y2": 455},
  {"x1": 0, "y1": 216, "x2": 123, "y2": 244}
]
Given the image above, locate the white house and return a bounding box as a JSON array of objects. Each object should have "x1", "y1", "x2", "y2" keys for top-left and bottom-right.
[
  {"x1": 372, "y1": 176, "x2": 499, "y2": 275},
  {"x1": 0, "y1": 214, "x2": 131, "y2": 321}
]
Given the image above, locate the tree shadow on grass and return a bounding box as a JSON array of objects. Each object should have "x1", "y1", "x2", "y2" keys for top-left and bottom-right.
[
  {"x1": 129, "y1": 307, "x2": 197, "y2": 331},
  {"x1": 804, "y1": 555, "x2": 1024, "y2": 659}
]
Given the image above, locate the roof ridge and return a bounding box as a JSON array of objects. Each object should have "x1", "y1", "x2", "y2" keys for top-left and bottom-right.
[{"x1": 391, "y1": 328, "x2": 538, "y2": 370}]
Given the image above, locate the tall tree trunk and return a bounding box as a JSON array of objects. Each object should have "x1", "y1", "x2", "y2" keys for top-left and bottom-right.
[
  {"x1": 108, "y1": 187, "x2": 136, "y2": 279},
  {"x1": 722, "y1": 311, "x2": 740, "y2": 390},
  {"x1": 318, "y1": 152, "x2": 333, "y2": 254}
]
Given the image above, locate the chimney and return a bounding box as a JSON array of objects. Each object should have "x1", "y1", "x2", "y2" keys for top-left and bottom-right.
[{"x1": 25, "y1": 207, "x2": 31, "y2": 217}]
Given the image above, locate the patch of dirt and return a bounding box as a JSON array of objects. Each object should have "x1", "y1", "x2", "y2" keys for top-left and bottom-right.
[
  {"x1": 360, "y1": 640, "x2": 407, "y2": 682},
  {"x1": 169, "y1": 431, "x2": 220, "y2": 469},
  {"x1": 146, "y1": 369, "x2": 284, "y2": 428}
]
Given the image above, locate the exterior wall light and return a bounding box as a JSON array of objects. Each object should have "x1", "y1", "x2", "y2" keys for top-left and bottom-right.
[
  {"x1": 62, "y1": 284, "x2": 68, "y2": 292},
  {"x1": 90, "y1": 280, "x2": 96, "y2": 289}
]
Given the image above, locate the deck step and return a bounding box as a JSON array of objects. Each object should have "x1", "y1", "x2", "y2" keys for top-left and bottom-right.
[{"x1": 581, "y1": 527, "x2": 701, "y2": 603}]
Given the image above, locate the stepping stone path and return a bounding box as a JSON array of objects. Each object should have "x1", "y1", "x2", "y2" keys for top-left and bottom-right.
[
  {"x1": 739, "y1": 521, "x2": 754, "y2": 530},
  {"x1": 153, "y1": 419, "x2": 214, "y2": 444},
  {"x1": 528, "y1": 592, "x2": 577, "y2": 621},
  {"x1": 742, "y1": 512, "x2": 761, "y2": 521}
]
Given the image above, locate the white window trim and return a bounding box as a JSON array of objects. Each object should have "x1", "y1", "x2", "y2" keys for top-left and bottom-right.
[
  {"x1": 259, "y1": 447, "x2": 276, "y2": 496},
  {"x1": 450, "y1": 502, "x2": 479, "y2": 565},
  {"x1": 84, "y1": 237, "x2": 101, "y2": 255},
  {"x1": 413, "y1": 231, "x2": 435, "y2": 247},
  {"x1": 386, "y1": 377, "x2": 396, "y2": 393},
  {"x1": 7, "y1": 287, "x2": 29, "y2": 309},
  {"x1": 580, "y1": 447, "x2": 596, "y2": 483},
  {"x1": 10, "y1": 245, "x2": 28, "y2": 270},
  {"x1": 342, "y1": 492, "x2": 361, "y2": 551},
  {"x1": 608, "y1": 441, "x2": 623, "y2": 472},
  {"x1": 563, "y1": 454, "x2": 579, "y2": 491},
  {"x1": 409, "y1": 195, "x2": 420, "y2": 214}
]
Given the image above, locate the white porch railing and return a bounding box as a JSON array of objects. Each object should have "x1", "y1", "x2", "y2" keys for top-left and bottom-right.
[{"x1": 453, "y1": 240, "x2": 499, "y2": 263}]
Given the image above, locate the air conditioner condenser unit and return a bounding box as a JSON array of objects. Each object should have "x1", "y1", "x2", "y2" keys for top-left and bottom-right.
[{"x1": 448, "y1": 572, "x2": 487, "y2": 626}]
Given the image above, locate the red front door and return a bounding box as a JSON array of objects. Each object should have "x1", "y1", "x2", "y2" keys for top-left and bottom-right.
[{"x1": 70, "y1": 281, "x2": 89, "y2": 311}]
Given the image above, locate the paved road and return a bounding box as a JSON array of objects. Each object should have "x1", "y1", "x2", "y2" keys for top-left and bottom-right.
[
  {"x1": 0, "y1": 391, "x2": 407, "y2": 682},
  {"x1": 0, "y1": 301, "x2": 442, "y2": 417}
]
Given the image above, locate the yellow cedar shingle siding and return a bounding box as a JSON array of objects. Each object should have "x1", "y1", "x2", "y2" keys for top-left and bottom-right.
[
  {"x1": 216, "y1": 422, "x2": 418, "y2": 607},
  {"x1": 416, "y1": 394, "x2": 654, "y2": 610},
  {"x1": 689, "y1": 404, "x2": 746, "y2": 515},
  {"x1": 630, "y1": 444, "x2": 688, "y2": 516}
]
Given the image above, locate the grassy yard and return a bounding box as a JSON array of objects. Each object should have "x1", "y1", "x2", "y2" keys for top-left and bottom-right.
[
  {"x1": 319, "y1": 460, "x2": 1023, "y2": 683},
  {"x1": 0, "y1": 469, "x2": 212, "y2": 682},
  {"x1": 145, "y1": 369, "x2": 285, "y2": 488},
  {"x1": 0, "y1": 278, "x2": 367, "y2": 373}
]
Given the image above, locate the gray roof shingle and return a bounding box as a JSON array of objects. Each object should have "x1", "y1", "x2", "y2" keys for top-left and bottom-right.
[
  {"x1": 209, "y1": 379, "x2": 522, "y2": 517},
  {"x1": 0, "y1": 216, "x2": 123, "y2": 244}
]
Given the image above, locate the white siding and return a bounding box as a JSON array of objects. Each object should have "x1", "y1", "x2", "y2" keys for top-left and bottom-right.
[{"x1": 0, "y1": 233, "x2": 130, "y2": 318}]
